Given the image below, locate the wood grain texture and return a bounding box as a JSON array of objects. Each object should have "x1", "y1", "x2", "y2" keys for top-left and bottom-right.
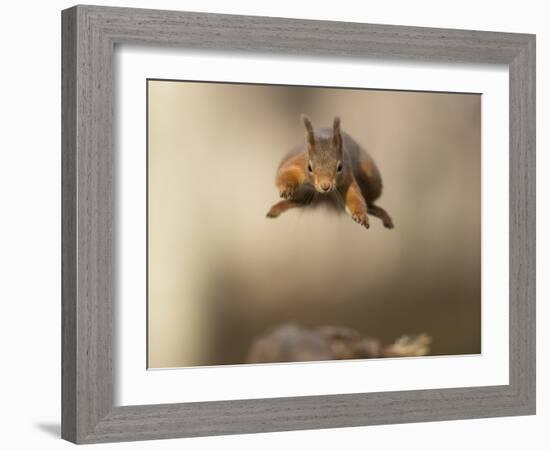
[
  {"x1": 61, "y1": 4, "x2": 536, "y2": 444},
  {"x1": 61, "y1": 7, "x2": 77, "y2": 443}
]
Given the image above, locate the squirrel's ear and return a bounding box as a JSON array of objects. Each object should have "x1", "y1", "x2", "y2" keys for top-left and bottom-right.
[
  {"x1": 301, "y1": 114, "x2": 315, "y2": 148},
  {"x1": 332, "y1": 116, "x2": 342, "y2": 151}
]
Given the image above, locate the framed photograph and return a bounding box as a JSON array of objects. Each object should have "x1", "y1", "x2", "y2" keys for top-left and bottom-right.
[{"x1": 61, "y1": 5, "x2": 536, "y2": 444}]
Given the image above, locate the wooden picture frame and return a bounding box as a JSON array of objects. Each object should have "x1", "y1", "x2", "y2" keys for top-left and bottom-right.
[{"x1": 61, "y1": 5, "x2": 536, "y2": 444}]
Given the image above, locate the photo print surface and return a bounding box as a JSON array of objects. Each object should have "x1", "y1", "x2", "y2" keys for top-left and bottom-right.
[{"x1": 147, "y1": 79, "x2": 481, "y2": 369}]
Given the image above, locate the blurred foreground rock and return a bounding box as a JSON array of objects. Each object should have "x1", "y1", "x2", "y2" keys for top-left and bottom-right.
[{"x1": 247, "y1": 323, "x2": 432, "y2": 364}]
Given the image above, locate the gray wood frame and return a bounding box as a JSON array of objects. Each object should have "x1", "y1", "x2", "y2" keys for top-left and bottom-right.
[{"x1": 62, "y1": 4, "x2": 536, "y2": 444}]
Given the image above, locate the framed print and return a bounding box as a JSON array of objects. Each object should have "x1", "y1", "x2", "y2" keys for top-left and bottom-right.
[{"x1": 61, "y1": 5, "x2": 536, "y2": 444}]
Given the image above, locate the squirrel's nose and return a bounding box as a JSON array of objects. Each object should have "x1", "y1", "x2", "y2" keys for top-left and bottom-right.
[{"x1": 321, "y1": 182, "x2": 331, "y2": 192}]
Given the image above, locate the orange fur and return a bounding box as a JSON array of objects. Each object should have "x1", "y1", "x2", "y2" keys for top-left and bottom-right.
[
  {"x1": 266, "y1": 200, "x2": 303, "y2": 218},
  {"x1": 275, "y1": 153, "x2": 307, "y2": 199},
  {"x1": 339, "y1": 179, "x2": 369, "y2": 228},
  {"x1": 361, "y1": 160, "x2": 373, "y2": 177}
]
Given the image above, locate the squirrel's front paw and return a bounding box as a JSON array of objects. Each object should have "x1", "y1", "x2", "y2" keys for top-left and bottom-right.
[
  {"x1": 278, "y1": 185, "x2": 296, "y2": 199},
  {"x1": 351, "y1": 212, "x2": 370, "y2": 229}
]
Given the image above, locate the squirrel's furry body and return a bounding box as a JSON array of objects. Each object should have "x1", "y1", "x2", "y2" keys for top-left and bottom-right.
[
  {"x1": 280, "y1": 127, "x2": 382, "y2": 210},
  {"x1": 267, "y1": 116, "x2": 393, "y2": 229}
]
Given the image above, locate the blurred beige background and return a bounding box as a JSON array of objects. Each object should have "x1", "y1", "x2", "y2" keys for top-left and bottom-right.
[{"x1": 147, "y1": 80, "x2": 481, "y2": 368}]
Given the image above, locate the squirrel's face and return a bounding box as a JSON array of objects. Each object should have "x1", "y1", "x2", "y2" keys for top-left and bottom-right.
[
  {"x1": 306, "y1": 151, "x2": 343, "y2": 193},
  {"x1": 302, "y1": 115, "x2": 344, "y2": 193}
]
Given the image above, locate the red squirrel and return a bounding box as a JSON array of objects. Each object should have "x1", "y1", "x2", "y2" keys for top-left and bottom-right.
[{"x1": 267, "y1": 115, "x2": 394, "y2": 229}]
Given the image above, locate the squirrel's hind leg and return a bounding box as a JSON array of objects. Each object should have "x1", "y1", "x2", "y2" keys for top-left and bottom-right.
[
  {"x1": 367, "y1": 204, "x2": 394, "y2": 229},
  {"x1": 266, "y1": 185, "x2": 315, "y2": 219},
  {"x1": 266, "y1": 200, "x2": 304, "y2": 218}
]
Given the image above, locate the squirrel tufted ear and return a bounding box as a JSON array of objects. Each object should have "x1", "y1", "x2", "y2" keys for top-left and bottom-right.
[
  {"x1": 333, "y1": 116, "x2": 341, "y2": 133},
  {"x1": 301, "y1": 114, "x2": 315, "y2": 148},
  {"x1": 332, "y1": 116, "x2": 342, "y2": 150}
]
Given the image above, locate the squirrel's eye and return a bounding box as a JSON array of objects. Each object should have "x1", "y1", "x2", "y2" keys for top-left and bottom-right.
[
  {"x1": 307, "y1": 162, "x2": 313, "y2": 173},
  {"x1": 337, "y1": 162, "x2": 343, "y2": 173}
]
